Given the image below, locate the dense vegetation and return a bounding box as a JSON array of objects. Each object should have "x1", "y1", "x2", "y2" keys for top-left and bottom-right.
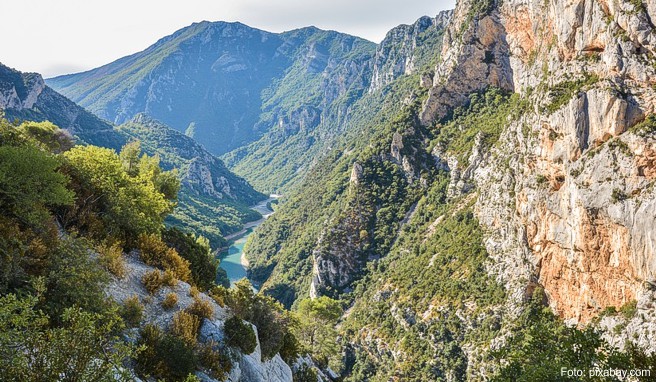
[{"x1": 0, "y1": 117, "x2": 241, "y2": 381}]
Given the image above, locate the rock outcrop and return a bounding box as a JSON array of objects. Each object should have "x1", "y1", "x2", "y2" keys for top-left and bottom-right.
[
  {"x1": 420, "y1": 0, "x2": 514, "y2": 125},
  {"x1": 118, "y1": 114, "x2": 263, "y2": 204},
  {"x1": 369, "y1": 10, "x2": 453, "y2": 92},
  {"x1": 107, "y1": 253, "x2": 293, "y2": 382}
]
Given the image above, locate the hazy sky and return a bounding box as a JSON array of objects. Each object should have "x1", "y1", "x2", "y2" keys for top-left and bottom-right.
[{"x1": 0, "y1": 0, "x2": 455, "y2": 78}]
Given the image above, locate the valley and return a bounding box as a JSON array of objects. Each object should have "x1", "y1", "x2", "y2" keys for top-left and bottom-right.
[{"x1": 1, "y1": 0, "x2": 656, "y2": 381}]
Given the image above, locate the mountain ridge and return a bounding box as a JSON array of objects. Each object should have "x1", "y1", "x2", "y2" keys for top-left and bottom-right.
[{"x1": 47, "y1": 21, "x2": 377, "y2": 159}]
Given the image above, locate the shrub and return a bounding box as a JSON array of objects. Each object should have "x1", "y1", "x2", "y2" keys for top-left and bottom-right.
[
  {"x1": 224, "y1": 316, "x2": 257, "y2": 354},
  {"x1": 209, "y1": 286, "x2": 228, "y2": 307},
  {"x1": 162, "y1": 269, "x2": 177, "y2": 287},
  {"x1": 62, "y1": 144, "x2": 178, "y2": 245},
  {"x1": 189, "y1": 286, "x2": 200, "y2": 298},
  {"x1": 0, "y1": 144, "x2": 74, "y2": 227},
  {"x1": 611, "y1": 188, "x2": 628, "y2": 203},
  {"x1": 162, "y1": 293, "x2": 178, "y2": 310},
  {"x1": 136, "y1": 324, "x2": 198, "y2": 381},
  {"x1": 97, "y1": 241, "x2": 126, "y2": 278},
  {"x1": 135, "y1": 324, "x2": 165, "y2": 377},
  {"x1": 630, "y1": 115, "x2": 656, "y2": 137},
  {"x1": 163, "y1": 227, "x2": 225, "y2": 290},
  {"x1": 44, "y1": 237, "x2": 109, "y2": 323},
  {"x1": 142, "y1": 270, "x2": 167, "y2": 295},
  {"x1": 170, "y1": 311, "x2": 200, "y2": 347},
  {"x1": 186, "y1": 297, "x2": 214, "y2": 320},
  {"x1": 138, "y1": 233, "x2": 191, "y2": 282},
  {"x1": 121, "y1": 295, "x2": 144, "y2": 327},
  {"x1": 293, "y1": 365, "x2": 319, "y2": 382},
  {"x1": 0, "y1": 294, "x2": 135, "y2": 381},
  {"x1": 198, "y1": 341, "x2": 232, "y2": 380},
  {"x1": 620, "y1": 300, "x2": 638, "y2": 319},
  {"x1": 158, "y1": 334, "x2": 198, "y2": 379}
]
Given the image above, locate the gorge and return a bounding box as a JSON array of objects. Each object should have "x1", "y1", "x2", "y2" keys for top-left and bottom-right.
[{"x1": 1, "y1": 0, "x2": 655, "y2": 381}]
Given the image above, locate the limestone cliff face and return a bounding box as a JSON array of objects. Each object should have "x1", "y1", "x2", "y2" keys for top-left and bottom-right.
[
  {"x1": 369, "y1": 10, "x2": 453, "y2": 92},
  {"x1": 423, "y1": 0, "x2": 656, "y2": 325},
  {"x1": 420, "y1": 0, "x2": 514, "y2": 125}
]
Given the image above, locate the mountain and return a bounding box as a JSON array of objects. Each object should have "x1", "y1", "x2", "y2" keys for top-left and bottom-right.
[
  {"x1": 238, "y1": 0, "x2": 656, "y2": 379},
  {"x1": 0, "y1": 63, "x2": 265, "y2": 247},
  {"x1": 47, "y1": 22, "x2": 376, "y2": 166},
  {"x1": 6, "y1": 1, "x2": 656, "y2": 380}
]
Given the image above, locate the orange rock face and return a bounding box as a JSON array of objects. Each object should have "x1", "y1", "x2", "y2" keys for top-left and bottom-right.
[{"x1": 531, "y1": 205, "x2": 638, "y2": 322}]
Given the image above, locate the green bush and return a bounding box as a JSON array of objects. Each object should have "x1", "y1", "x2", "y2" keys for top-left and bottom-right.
[
  {"x1": 138, "y1": 233, "x2": 192, "y2": 282},
  {"x1": 61, "y1": 143, "x2": 178, "y2": 245},
  {"x1": 0, "y1": 144, "x2": 73, "y2": 227},
  {"x1": 0, "y1": 294, "x2": 135, "y2": 381},
  {"x1": 293, "y1": 365, "x2": 319, "y2": 382},
  {"x1": 44, "y1": 236, "x2": 110, "y2": 323},
  {"x1": 171, "y1": 311, "x2": 200, "y2": 347},
  {"x1": 121, "y1": 295, "x2": 144, "y2": 327},
  {"x1": 224, "y1": 316, "x2": 257, "y2": 354},
  {"x1": 162, "y1": 292, "x2": 178, "y2": 310},
  {"x1": 163, "y1": 227, "x2": 226, "y2": 290},
  {"x1": 198, "y1": 342, "x2": 232, "y2": 380},
  {"x1": 223, "y1": 280, "x2": 298, "y2": 360},
  {"x1": 136, "y1": 324, "x2": 198, "y2": 381},
  {"x1": 186, "y1": 297, "x2": 214, "y2": 320},
  {"x1": 142, "y1": 269, "x2": 175, "y2": 295},
  {"x1": 97, "y1": 240, "x2": 126, "y2": 278}
]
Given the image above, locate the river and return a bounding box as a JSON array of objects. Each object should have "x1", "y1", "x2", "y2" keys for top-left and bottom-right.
[{"x1": 217, "y1": 196, "x2": 278, "y2": 288}]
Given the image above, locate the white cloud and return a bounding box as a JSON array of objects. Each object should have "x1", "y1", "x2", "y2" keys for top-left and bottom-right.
[{"x1": 0, "y1": 0, "x2": 455, "y2": 77}]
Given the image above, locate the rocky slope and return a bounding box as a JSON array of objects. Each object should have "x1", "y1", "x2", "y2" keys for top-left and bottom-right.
[
  {"x1": 370, "y1": 10, "x2": 452, "y2": 92},
  {"x1": 0, "y1": 63, "x2": 124, "y2": 148},
  {"x1": 119, "y1": 114, "x2": 263, "y2": 203},
  {"x1": 108, "y1": 253, "x2": 293, "y2": 382},
  {"x1": 241, "y1": 0, "x2": 656, "y2": 379}
]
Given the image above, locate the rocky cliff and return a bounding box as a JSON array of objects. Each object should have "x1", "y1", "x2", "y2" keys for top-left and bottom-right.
[
  {"x1": 423, "y1": 0, "x2": 656, "y2": 325},
  {"x1": 241, "y1": 0, "x2": 656, "y2": 379},
  {"x1": 0, "y1": 63, "x2": 124, "y2": 148},
  {"x1": 370, "y1": 10, "x2": 452, "y2": 92}
]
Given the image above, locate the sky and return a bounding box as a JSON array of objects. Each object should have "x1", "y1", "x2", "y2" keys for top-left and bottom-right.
[{"x1": 0, "y1": 0, "x2": 455, "y2": 78}]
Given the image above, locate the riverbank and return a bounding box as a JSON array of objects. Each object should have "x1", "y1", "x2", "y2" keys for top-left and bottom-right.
[{"x1": 217, "y1": 195, "x2": 279, "y2": 287}]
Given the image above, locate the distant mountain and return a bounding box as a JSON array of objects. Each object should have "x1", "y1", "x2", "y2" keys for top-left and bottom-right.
[
  {"x1": 47, "y1": 22, "x2": 377, "y2": 192},
  {"x1": 47, "y1": 22, "x2": 375, "y2": 158},
  {"x1": 0, "y1": 63, "x2": 264, "y2": 247}
]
